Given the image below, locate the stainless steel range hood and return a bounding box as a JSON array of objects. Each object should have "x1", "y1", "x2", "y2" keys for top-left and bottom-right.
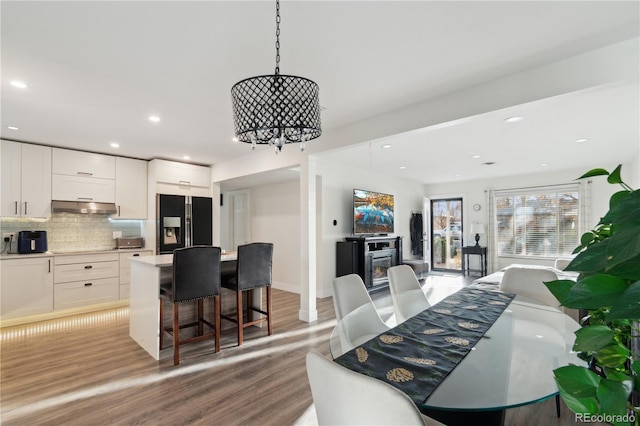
[{"x1": 51, "y1": 200, "x2": 118, "y2": 215}]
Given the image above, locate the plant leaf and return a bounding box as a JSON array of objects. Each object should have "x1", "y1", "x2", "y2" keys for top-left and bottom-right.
[
  {"x1": 607, "y1": 281, "x2": 640, "y2": 320},
  {"x1": 543, "y1": 279, "x2": 575, "y2": 305},
  {"x1": 605, "y1": 255, "x2": 640, "y2": 281},
  {"x1": 606, "y1": 223, "x2": 640, "y2": 270},
  {"x1": 601, "y1": 190, "x2": 640, "y2": 225},
  {"x1": 568, "y1": 240, "x2": 609, "y2": 273},
  {"x1": 593, "y1": 342, "x2": 630, "y2": 368},
  {"x1": 606, "y1": 164, "x2": 624, "y2": 185},
  {"x1": 554, "y1": 365, "x2": 600, "y2": 415},
  {"x1": 578, "y1": 168, "x2": 610, "y2": 179},
  {"x1": 610, "y1": 190, "x2": 631, "y2": 209},
  {"x1": 597, "y1": 378, "x2": 630, "y2": 416},
  {"x1": 564, "y1": 274, "x2": 629, "y2": 309},
  {"x1": 573, "y1": 325, "x2": 615, "y2": 352}
]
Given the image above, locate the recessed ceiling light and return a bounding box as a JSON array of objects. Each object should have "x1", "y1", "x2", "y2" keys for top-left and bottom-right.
[
  {"x1": 471, "y1": 155, "x2": 480, "y2": 159},
  {"x1": 149, "y1": 115, "x2": 160, "y2": 123},
  {"x1": 399, "y1": 166, "x2": 406, "y2": 170},
  {"x1": 110, "y1": 142, "x2": 120, "y2": 148},
  {"x1": 232, "y1": 137, "x2": 239, "y2": 142},
  {"x1": 575, "y1": 138, "x2": 589, "y2": 143},
  {"x1": 6, "y1": 126, "x2": 19, "y2": 130},
  {"x1": 455, "y1": 174, "x2": 462, "y2": 177},
  {"x1": 382, "y1": 144, "x2": 392, "y2": 149},
  {"x1": 10, "y1": 80, "x2": 28, "y2": 89},
  {"x1": 183, "y1": 155, "x2": 190, "y2": 160},
  {"x1": 504, "y1": 116, "x2": 523, "y2": 123},
  {"x1": 541, "y1": 163, "x2": 550, "y2": 167}
]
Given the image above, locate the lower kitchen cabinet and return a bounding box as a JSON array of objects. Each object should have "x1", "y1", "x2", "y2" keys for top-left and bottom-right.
[
  {"x1": 119, "y1": 250, "x2": 152, "y2": 300},
  {"x1": 1, "y1": 256, "x2": 54, "y2": 319},
  {"x1": 54, "y1": 253, "x2": 119, "y2": 309},
  {"x1": 54, "y1": 277, "x2": 119, "y2": 310}
]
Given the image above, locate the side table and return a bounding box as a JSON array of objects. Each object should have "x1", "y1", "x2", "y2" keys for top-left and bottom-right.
[{"x1": 462, "y1": 246, "x2": 487, "y2": 277}]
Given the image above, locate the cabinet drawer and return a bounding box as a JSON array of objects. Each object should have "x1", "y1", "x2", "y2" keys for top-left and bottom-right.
[
  {"x1": 55, "y1": 261, "x2": 119, "y2": 284},
  {"x1": 54, "y1": 277, "x2": 119, "y2": 310},
  {"x1": 118, "y1": 250, "x2": 152, "y2": 264},
  {"x1": 52, "y1": 148, "x2": 115, "y2": 179},
  {"x1": 52, "y1": 174, "x2": 115, "y2": 203},
  {"x1": 55, "y1": 253, "x2": 119, "y2": 265}
]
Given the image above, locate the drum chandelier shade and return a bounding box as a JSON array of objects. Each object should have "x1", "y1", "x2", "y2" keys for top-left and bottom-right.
[{"x1": 231, "y1": 0, "x2": 321, "y2": 153}]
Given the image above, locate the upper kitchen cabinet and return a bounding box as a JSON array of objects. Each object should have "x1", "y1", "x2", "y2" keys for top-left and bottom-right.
[
  {"x1": 1, "y1": 140, "x2": 52, "y2": 218},
  {"x1": 115, "y1": 157, "x2": 147, "y2": 219},
  {"x1": 52, "y1": 148, "x2": 115, "y2": 202},
  {"x1": 52, "y1": 148, "x2": 115, "y2": 178},
  {"x1": 152, "y1": 159, "x2": 210, "y2": 188}
]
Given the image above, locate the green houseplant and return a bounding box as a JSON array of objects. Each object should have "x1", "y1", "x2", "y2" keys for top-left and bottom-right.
[{"x1": 545, "y1": 165, "x2": 640, "y2": 425}]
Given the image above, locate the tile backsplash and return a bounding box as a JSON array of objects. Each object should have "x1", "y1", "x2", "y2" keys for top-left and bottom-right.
[{"x1": 0, "y1": 214, "x2": 144, "y2": 254}]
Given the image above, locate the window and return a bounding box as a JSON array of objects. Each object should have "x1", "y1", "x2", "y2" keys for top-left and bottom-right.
[{"x1": 494, "y1": 184, "x2": 580, "y2": 258}]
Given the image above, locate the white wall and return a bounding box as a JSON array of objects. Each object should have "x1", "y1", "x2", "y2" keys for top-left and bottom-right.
[
  {"x1": 423, "y1": 161, "x2": 634, "y2": 271},
  {"x1": 317, "y1": 157, "x2": 425, "y2": 298}
]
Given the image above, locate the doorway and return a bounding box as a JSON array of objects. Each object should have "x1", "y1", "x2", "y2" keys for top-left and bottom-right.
[{"x1": 430, "y1": 198, "x2": 463, "y2": 272}]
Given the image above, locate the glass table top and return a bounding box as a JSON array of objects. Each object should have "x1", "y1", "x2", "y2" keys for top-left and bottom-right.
[{"x1": 330, "y1": 293, "x2": 585, "y2": 412}]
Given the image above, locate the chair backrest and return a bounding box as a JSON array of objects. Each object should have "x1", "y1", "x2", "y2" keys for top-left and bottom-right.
[
  {"x1": 236, "y1": 242, "x2": 274, "y2": 291},
  {"x1": 387, "y1": 265, "x2": 430, "y2": 324},
  {"x1": 306, "y1": 351, "x2": 426, "y2": 426},
  {"x1": 172, "y1": 246, "x2": 221, "y2": 302},
  {"x1": 332, "y1": 274, "x2": 374, "y2": 321},
  {"x1": 554, "y1": 258, "x2": 572, "y2": 271},
  {"x1": 499, "y1": 266, "x2": 560, "y2": 308}
]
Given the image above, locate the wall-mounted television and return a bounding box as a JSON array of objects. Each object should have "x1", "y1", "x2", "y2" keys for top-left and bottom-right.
[{"x1": 353, "y1": 189, "x2": 394, "y2": 235}]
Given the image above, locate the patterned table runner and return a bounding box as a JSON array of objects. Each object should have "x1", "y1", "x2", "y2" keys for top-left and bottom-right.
[{"x1": 334, "y1": 287, "x2": 515, "y2": 406}]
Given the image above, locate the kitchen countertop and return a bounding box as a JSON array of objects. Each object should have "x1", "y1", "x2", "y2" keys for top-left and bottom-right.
[{"x1": 0, "y1": 248, "x2": 152, "y2": 259}]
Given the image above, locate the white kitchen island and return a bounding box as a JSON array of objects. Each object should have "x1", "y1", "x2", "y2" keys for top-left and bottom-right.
[{"x1": 129, "y1": 252, "x2": 237, "y2": 360}]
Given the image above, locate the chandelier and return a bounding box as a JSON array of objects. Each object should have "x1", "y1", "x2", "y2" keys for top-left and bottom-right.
[{"x1": 231, "y1": 0, "x2": 321, "y2": 153}]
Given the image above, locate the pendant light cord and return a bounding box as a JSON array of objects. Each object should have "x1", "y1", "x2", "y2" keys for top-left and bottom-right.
[{"x1": 275, "y1": 0, "x2": 281, "y2": 75}]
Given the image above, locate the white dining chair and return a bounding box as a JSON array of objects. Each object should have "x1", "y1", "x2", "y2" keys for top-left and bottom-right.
[
  {"x1": 332, "y1": 274, "x2": 375, "y2": 321},
  {"x1": 499, "y1": 266, "x2": 560, "y2": 308},
  {"x1": 306, "y1": 351, "x2": 427, "y2": 426},
  {"x1": 554, "y1": 258, "x2": 573, "y2": 271},
  {"x1": 387, "y1": 265, "x2": 430, "y2": 324}
]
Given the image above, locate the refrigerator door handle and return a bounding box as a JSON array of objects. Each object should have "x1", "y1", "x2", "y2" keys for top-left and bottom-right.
[{"x1": 185, "y1": 197, "x2": 192, "y2": 247}]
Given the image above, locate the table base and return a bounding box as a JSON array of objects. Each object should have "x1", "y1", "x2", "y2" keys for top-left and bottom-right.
[{"x1": 422, "y1": 408, "x2": 505, "y2": 426}]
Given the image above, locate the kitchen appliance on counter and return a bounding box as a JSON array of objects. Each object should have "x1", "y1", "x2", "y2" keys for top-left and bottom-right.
[
  {"x1": 115, "y1": 237, "x2": 144, "y2": 249},
  {"x1": 156, "y1": 194, "x2": 212, "y2": 254},
  {"x1": 17, "y1": 231, "x2": 48, "y2": 253}
]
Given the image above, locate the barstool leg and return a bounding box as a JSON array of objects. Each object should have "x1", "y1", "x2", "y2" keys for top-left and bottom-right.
[
  {"x1": 267, "y1": 286, "x2": 273, "y2": 336},
  {"x1": 214, "y1": 295, "x2": 221, "y2": 352},
  {"x1": 237, "y1": 290, "x2": 243, "y2": 346},
  {"x1": 173, "y1": 303, "x2": 180, "y2": 366}
]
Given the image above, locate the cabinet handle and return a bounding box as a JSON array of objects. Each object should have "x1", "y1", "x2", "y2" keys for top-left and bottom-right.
[
  {"x1": 84, "y1": 283, "x2": 93, "y2": 287},
  {"x1": 179, "y1": 180, "x2": 191, "y2": 186},
  {"x1": 77, "y1": 172, "x2": 93, "y2": 176},
  {"x1": 77, "y1": 197, "x2": 93, "y2": 201},
  {"x1": 118, "y1": 205, "x2": 121, "y2": 217},
  {"x1": 24, "y1": 202, "x2": 28, "y2": 215},
  {"x1": 133, "y1": 253, "x2": 140, "y2": 257},
  {"x1": 14, "y1": 201, "x2": 18, "y2": 215},
  {"x1": 48, "y1": 259, "x2": 51, "y2": 273},
  {"x1": 84, "y1": 265, "x2": 93, "y2": 269}
]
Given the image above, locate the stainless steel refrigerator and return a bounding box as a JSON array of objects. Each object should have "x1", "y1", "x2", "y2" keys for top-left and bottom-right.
[{"x1": 156, "y1": 194, "x2": 213, "y2": 254}]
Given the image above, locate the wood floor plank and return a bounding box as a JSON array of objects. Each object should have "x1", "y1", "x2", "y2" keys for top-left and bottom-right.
[{"x1": 0, "y1": 284, "x2": 606, "y2": 425}]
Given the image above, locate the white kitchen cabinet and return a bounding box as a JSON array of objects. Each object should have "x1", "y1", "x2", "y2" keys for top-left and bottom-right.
[
  {"x1": 118, "y1": 250, "x2": 152, "y2": 299},
  {"x1": 152, "y1": 159, "x2": 210, "y2": 188},
  {"x1": 52, "y1": 148, "x2": 115, "y2": 179},
  {"x1": 51, "y1": 174, "x2": 116, "y2": 203},
  {"x1": 1, "y1": 140, "x2": 52, "y2": 218},
  {"x1": 1, "y1": 256, "x2": 54, "y2": 319},
  {"x1": 115, "y1": 157, "x2": 147, "y2": 219},
  {"x1": 54, "y1": 253, "x2": 119, "y2": 309}
]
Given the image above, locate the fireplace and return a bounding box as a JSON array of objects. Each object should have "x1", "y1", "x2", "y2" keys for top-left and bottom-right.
[{"x1": 336, "y1": 236, "x2": 403, "y2": 292}]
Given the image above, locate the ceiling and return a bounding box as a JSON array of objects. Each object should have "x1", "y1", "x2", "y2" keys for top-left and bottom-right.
[{"x1": 1, "y1": 1, "x2": 639, "y2": 188}]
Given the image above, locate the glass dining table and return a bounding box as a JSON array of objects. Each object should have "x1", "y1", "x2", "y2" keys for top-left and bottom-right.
[{"x1": 329, "y1": 289, "x2": 585, "y2": 425}]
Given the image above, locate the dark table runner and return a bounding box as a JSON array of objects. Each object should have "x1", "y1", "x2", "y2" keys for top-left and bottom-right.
[{"x1": 334, "y1": 287, "x2": 515, "y2": 406}]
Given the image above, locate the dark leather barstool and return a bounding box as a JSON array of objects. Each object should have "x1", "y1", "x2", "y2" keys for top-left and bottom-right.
[
  {"x1": 159, "y1": 246, "x2": 222, "y2": 365},
  {"x1": 221, "y1": 242, "x2": 274, "y2": 346}
]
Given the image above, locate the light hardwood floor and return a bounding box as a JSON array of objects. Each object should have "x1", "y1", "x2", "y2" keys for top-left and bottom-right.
[{"x1": 1, "y1": 276, "x2": 602, "y2": 425}]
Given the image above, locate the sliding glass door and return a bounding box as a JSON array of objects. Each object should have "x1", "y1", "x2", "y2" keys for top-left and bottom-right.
[{"x1": 430, "y1": 198, "x2": 463, "y2": 272}]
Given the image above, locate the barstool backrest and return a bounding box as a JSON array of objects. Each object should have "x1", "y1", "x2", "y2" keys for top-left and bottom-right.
[
  {"x1": 172, "y1": 246, "x2": 222, "y2": 302},
  {"x1": 236, "y1": 243, "x2": 274, "y2": 291}
]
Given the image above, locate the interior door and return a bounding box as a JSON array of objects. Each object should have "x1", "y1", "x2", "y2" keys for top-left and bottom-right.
[{"x1": 430, "y1": 198, "x2": 463, "y2": 272}]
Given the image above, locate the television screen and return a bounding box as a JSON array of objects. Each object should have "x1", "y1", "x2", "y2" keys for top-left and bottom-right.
[{"x1": 353, "y1": 189, "x2": 394, "y2": 235}]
